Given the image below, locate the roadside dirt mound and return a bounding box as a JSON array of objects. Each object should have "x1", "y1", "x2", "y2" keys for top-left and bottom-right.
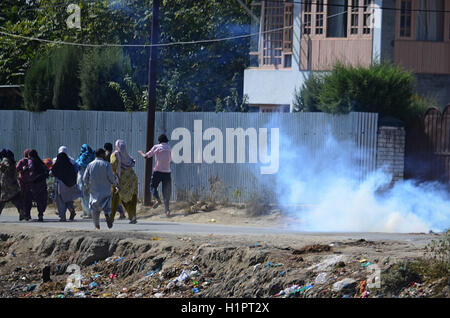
[{"x1": 0, "y1": 228, "x2": 447, "y2": 298}]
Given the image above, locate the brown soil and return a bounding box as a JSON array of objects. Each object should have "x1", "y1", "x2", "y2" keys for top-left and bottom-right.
[{"x1": 0, "y1": 202, "x2": 447, "y2": 298}]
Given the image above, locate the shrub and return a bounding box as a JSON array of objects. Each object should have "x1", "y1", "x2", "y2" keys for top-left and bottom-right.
[
  {"x1": 425, "y1": 229, "x2": 450, "y2": 264},
  {"x1": 293, "y1": 73, "x2": 324, "y2": 112},
  {"x1": 79, "y1": 47, "x2": 131, "y2": 111},
  {"x1": 318, "y1": 62, "x2": 415, "y2": 120},
  {"x1": 24, "y1": 46, "x2": 83, "y2": 111},
  {"x1": 23, "y1": 55, "x2": 54, "y2": 112},
  {"x1": 51, "y1": 46, "x2": 82, "y2": 110},
  {"x1": 295, "y1": 62, "x2": 424, "y2": 121},
  {"x1": 109, "y1": 74, "x2": 148, "y2": 112},
  {"x1": 246, "y1": 188, "x2": 273, "y2": 217}
]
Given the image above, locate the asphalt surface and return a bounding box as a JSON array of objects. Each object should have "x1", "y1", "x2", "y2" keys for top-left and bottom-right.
[{"x1": 0, "y1": 213, "x2": 437, "y2": 244}]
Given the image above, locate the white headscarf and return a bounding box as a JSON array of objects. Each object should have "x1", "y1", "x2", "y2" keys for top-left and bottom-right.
[
  {"x1": 54, "y1": 146, "x2": 75, "y2": 165},
  {"x1": 113, "y1": 139, "x2": 135, "y2": 178}
]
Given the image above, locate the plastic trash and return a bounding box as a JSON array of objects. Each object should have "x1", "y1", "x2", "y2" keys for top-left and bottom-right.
[
  {"x1": 280, "y1": 271, "x2": 286, "y2": 276},
  {"x1": 299, "y1": 285, "x2": 313, "y2": 293},
  {"x1": 64, "y1": 285, "x2": 74, "y2": 295},
  {"x1": 145, "y1": 267, "x2": 161, "y2": 277},
  {"x1": 109, "y1": 273, "x2": 117, "y2": 279},
  {"x1": 11, "y1": 251, "x2": 16, "y2": 257},
  {"x1": 74, "y1": 292, "x2": 86, "y2": 298},
  {"x1": 89, "y1": 282, "x2": 98, "y2": 289},
  {"x1": 266, "y1": 262, "x2": 283, "y2": 268},
  {"x1": 117, "y1": 293, "x2": 127, "y2": 298},
  {"x1": 315, "y1": 272, "x2": 328, "y2": 285},
  {"x1": 189, "y1": 270, "x2": 199, "y2": 277},
  {"x1": 115, "y1": 257, "x2": 124, "y2": 262},
  {"x1": 192, "y1": 288, "x2": 200, "y2": 293},
  {"x1": 173, "y1": 270, "x2": 190, "y2": 283},
  {"x1": 25, "y1": 284, "x2": 37, "y2": 292},
  {"x1": 101, "y1": 293, "x2": 112, "y2": 298},
  {"x1": 152, "y1": 237, "x2": 162, "y2": 241},
  {"x1": 122, "y1": 287, "x2": 128, "y2": 293},
  {"x1": 332, "y1": 278, "x2": 356, "y2": 292},
  {"x1": 209, "y1": 219, "x2": 216, "y2": 223},
  {"x1": 154, "y1": 293, "x2": 164, "y2": 298},
  {"x1": 274, "y1": 285, "x2": 299, "y2": 297},
  {"x1": 361, "y1": 262, "x2": 372, "y2": 268},
  {"x1": 57, "y1": 294, "x2": 65, "y2": 298}
]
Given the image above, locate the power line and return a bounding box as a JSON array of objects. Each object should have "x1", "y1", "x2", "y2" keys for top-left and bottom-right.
[
  {"x1": 264, "y1": 0, "x2": 450, "y2": 13},
  {"x1": 3, "y1": 0, "x2": 450, "y2": 15},
  {"x1": 0, "y1": 25, "x2": 292, "y2": 48}
]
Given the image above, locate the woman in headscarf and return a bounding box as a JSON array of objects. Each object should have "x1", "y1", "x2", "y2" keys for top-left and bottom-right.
[
  {"x1": 16, "y1": 149, "x2": 32, "y2": 221},
  {"x1": 42, "y1": 158, "x2": 55, "y2": 205},
  {"x1": 26, "y1": 150, "x2": 49, "y2": 222},
  {"x1": 76, "y1": 144, "x2": 96, "y2": 219},
  {"x1": 52, "y1": 150, "x2": 80, "y2": 222},
  {"x1": 0, "y1": 149, "x2": 24, "y2": 220},
  {"x1": 108, "y1": 140, "x2": 138, "y2": 225}
]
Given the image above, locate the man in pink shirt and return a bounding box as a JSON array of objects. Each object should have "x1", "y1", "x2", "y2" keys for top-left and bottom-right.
[{"x1": 138, "y1": 134, "x2": 172, "y2": 216}]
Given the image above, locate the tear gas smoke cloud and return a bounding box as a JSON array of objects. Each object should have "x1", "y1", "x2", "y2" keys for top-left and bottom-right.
[{"x1": 270, "y1": 127, "x2": 450, "y2": 233}]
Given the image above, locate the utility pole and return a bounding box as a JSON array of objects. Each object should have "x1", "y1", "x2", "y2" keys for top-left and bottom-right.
[{"x1": 144, "y1": 0, "x2": 160, "y2": 206}]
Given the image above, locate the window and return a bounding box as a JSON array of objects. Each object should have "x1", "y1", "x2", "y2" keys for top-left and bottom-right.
[
  {"x1": 397, "y1": 0, "x2": 448, "y2": 41},
  {"x1": 302, "y1": 0, "x2": 374, "y2": 38},
  {"x1": 350, "y1": 0, "x2": 359, "y2": 34},
  {"x1": 416, "y1": 0, "x2": 444, "y2": 41},
  {"x1": 316, "y1": 0, "x2": 325, "y2": 34},
  {"x1": 327, "y1": 0, "x2": 348, "y2": 38},
  {"x1": 363, "y1": 0, "x2": 372, "y2": 34},
  {"x1": 399, "y1": 0, "x2": 413, "y2": 37},
  {"x1": 262, "y1": 1, "x2": 284, "y2": 66},
  {"x1": 254, "y1": 1, "x2": 294, "y2": 68},
  {"x1": 303, "y1": 1, "x2": 313, "y2": 35}
]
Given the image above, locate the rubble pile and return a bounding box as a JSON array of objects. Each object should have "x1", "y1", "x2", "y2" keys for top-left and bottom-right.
[{"x1": 0, "y1": 231, "x2": 447, "y2": 298}]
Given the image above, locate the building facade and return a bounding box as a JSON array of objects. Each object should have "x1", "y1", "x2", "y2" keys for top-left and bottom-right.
[{"x1": 243, "y1": 0, "x2": 450, "y2": 112}]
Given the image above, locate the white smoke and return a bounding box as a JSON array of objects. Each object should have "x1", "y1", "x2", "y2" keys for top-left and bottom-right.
[{"x1": 271, "y1": 129, "x2": 450, "y2": 233}]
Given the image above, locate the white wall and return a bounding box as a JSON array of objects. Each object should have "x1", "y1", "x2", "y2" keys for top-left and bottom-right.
[{"x1": 243, "y1": 68, "x2": 310, "y2": 109}]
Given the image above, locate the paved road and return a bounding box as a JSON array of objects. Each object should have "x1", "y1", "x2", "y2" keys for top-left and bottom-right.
[{"x1": 0, "y1": 213, "x2": 436, "y2": 244}]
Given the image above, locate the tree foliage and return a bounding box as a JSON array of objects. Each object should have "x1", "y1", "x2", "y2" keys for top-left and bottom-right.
[
  {"x1": 79, "y1": 47, "x2": 131, "y2": 111},
  {"x1": 294, "y1": 62, "x2": 423, "y2": 122},
  {"x1": 23, "y1": 54, "x2": 54, "y2": 112},
  {"x1": 1, "y1": 0, "x2": 252, "y2": 111}
]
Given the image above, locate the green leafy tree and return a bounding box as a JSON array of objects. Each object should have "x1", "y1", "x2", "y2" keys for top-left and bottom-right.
[
  {"x1": 295, "y1": 62, "x2": 423, "y2": 122},
  {"x1": 293, "y1": 73, "x2": 325, "y2": 112},
  {"x1": 51, "y1": 46, "x2": 82, "y2": 109},
  {"x1": 109, "y1": 74, "x2": 148, "y2": 112},
  {"x1": 79, "y1": 47, "x2": 132, "y2": 111},
  {"x1": 317, "y1": 62, "x2": 416, "y2": 121},
  {"x1": 23, "y1": 54, "x2": 54, "y2": 111},
  {"x1": 2, "y1": 0, "x2": 252, "y2": 112}
]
